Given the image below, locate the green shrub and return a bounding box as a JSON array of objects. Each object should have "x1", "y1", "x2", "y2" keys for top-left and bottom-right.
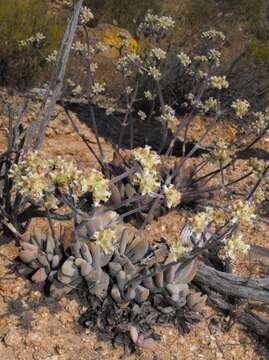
[
  {"x1": 0, "y1": 0, "x2": 65, "y2": 89},
  {"x1": 249, "y1": 39, "x2": 269, "y2": 65}
]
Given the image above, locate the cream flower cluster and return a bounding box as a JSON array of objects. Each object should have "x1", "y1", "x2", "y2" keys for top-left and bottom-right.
[
  {"x1": 203, "y1": 97, "x2": 218, "y2": 113},
  {"x1": 72, "y1": 85, "x2": 82, "y2": 96},
  {"x1": 46, "y1": 50, "x2": 58, "y2": 63},
  {"x1": 248, "y1": 158, "x2": 267, "y2": 175},
  {"x1": 133, "y1": 146, "x2": 161, "y2": 171},
  {"x1": 147, "y1": 66, "x2": 161, "y2": 80},
  {"x1": 94, "y1": 227, "x2": 117, "y2": 254},
  {"x1": 71, "y1": 41, "x2": 88, "y2": 54},
  {"x1": 224, "y1": 233, "x2": 250, "y2": 262},
  {"x1": 208, "y1": 48, "x2": 221, "y2": 66},
  {"x1": 144, "y1": 90, "x2": 153, "y2": 100},
  {"x1": 139, "y1": 12, "x2": 175, "y2": 34},
  {"x1": 10, "y1": 153, "x2": 111, "y2": 208},
  {"x1": 191, "y1": 212, "x2": 209, "y2": 235},
  {"x1": 135, "y1": 170, "x2": 160, "y2": 196},
  {"x1": 138, "y1": 110, "x2": 147, "y2": 121},
  {"x1": 160, "y1": 105, "x2": 176, "y2": 123},
  {"x1": 132, "y1": 147, "x2": 161, "y2": 196},
  {"x1": 210, "y1": 76, "x2": 229, "y2": 90},
  {"x1": 202, "y1": 30, "x2": 226, "y2": 41},
  {"x1": 194, "y1": 55, "x2": 209, "y2": 63},
  {"x1": 62, "y1": 0, "x2": 73, "y2": 7},
  {"x1": 163, "y1": 184, "x2": 181, "y2": 208},
  {"x1": 150, "y1": 47, "x2": 167, "y2": 60},
  {"x1": 9, "y1": 152, "x2": 48, "y2": 201},
  {"x1": 79, "y1": 6, "x2": 94, "y2": 25},
  {"x1": 87, "y1": 170, "x2": 111, "y2": 206},
  {"x1": 211, "y1": 140, "x2": 229, "y2": 162},
  {"x1": 231, "y1": 99, "x2": 250, "y2": 119},
  {"x1": 91, "y1": 82, "x2": 106, "y2": 97},
  {"x1": 18, "y1": 32, "x2": 46, "y2": 49},
  {"x1": 177, "y1": 52, "x2": 191, "y2": 67},
  {"x1": 229, "y1": 200, "x2": 255, "y2": 225},
  {"x1": 169, "y1": 239, "x2": 187, "y2": 260}
]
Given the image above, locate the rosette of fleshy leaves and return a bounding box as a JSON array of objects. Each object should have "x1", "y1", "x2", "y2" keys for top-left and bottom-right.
[
  {"x1": 18, "y1": 209, "x2": 206, "y2": 313},
  {"x1": 17, "y1": 230, "x2": 65, "y2": 284}
]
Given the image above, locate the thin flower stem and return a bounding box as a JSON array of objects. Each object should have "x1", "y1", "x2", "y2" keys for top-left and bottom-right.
[{"x1": 83, "y1": 26, "x2": 105, "y2": 161}]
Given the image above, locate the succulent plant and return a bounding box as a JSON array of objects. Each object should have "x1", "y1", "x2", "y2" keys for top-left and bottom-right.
[
  {"x1": 18, "y1": 210, "x2": 206, "y2": 314},
  {"x1": 18, "y1": 229, "x2": 64, "y2": 284}
]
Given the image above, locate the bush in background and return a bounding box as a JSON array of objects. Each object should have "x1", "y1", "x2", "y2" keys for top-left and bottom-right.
[{"x1": 0, "y1": 0, "x2": 65, "y2": 89}]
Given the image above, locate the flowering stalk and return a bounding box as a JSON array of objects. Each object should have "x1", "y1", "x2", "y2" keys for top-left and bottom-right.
[{"x1": 83, "y1": 26, "x2": 105, "y2": 162}]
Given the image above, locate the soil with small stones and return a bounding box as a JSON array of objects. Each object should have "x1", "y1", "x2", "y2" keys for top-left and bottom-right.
[{"x1": 1, "y1": 92, "x2": 269, "y2": 359}]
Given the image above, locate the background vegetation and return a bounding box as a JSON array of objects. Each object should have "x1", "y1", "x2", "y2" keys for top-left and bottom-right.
[{"x1": 1, "y1": 0, "x2": 269, "y2": 109}]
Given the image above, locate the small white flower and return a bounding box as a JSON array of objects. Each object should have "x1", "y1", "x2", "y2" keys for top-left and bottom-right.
[
  {"x1": 160, "y1": 105, "x2": 176, "y2": 123},
  {"x1": 196, "y1": 70, "x2": 208, "y2": 79},
  {"x1": 208, "y1": 48, "x2": 221, "y2": 66},
  {"x1": 203, "y1": 97, "x2": 218, "y2": 112},
  {"x1": 144, "y1": 90, "x2": 153, "y2": 100},
  {"x1": 79, "y1": 6, "x2": 94, "y2": 25},
  {"x1": 210, "y1": 75, "x2": 229, "y2": 90},
  {"x1": 147, "y1": 66, "x2": 161, "y2": 80},
  {"x1": 151, "y1": 47, "x2": 167, "y2": 60},
  {"x1": 138, "y1": 110, "x2": 147, "y2": 121},
  {"x1": 67, "y1": 79, "x2": 75, "y2": 87},
  {"x1": 90, "y1": 62, "x2": 98, "y2": 73},
  {"x1": 35, "y1": 32, "x2": 46, "y2": 43},
  {"x1": 143, "y1": 12, "x2": 175, "y2": 33},
  {"x1": 72, "y1": 41, "x2": 87, "y2": 53},
  {"x1": 132, "y1": 146, "x2": 161, "y2": 170},
  {"x1": 163, "y1": 184, "x2": 181, "y2": 208},
  {"x1": 72, "y1": 85, "x2": 82, "y2": 96},
  {"x1": 62, "y1": 0, "x2": 73, "y2": 7},
  {"x1": 91, "y1": 82, "x2": 106, "y2": 96},
  {"x1": 194, "y1": 55, "x2": 208, "y2": 62},
  {"x1": 46, "y1": 50, "x2": 58, "y2": 63},
  {"x1": 202, "y1": 30, "x2": 225, "y2": 41},
  {"x1": 224, "y1": 233, "x2": 250, "y2": 262},
  {"x1": 126, "y1": 86, "x2": 133, "y2": 95},
  {"x1": 177, "y1": 52, "x2": 191, "y2": 67},
  {"x1": 231, "y1": 99, "x2": 250, "y2": 119},
  {"x1": 135, "y1": 169, "x2": 160, "y2": 196}
]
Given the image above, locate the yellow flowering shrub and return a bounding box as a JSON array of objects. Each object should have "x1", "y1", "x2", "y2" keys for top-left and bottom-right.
[{"x1": 104, "y1": 31, "x2": 138, "y2": 54}]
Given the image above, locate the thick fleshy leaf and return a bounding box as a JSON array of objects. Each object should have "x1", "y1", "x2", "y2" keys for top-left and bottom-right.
[
  {"x1": 19, "y1": 249, "x2": 38, "y2": 264},
  {"x1": 31, "y1": 268, "x2": 47, "y2": 283},
  {"x1": 174, "y1": 259, "x2": 198, "y2": 284}
]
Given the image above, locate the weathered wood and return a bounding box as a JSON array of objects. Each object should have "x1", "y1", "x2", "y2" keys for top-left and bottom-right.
[
  {"x1": 195, "y1": 262, "x2": 269, "y2": 304},
  {"x1": 25, "y1": 0, "x2": 84, "y2": 150},
  {"x1": 195, "y1": 262, "x2": 269, "y2": 337},
  {"x1": 238, "y1": 311, "x2": 269, "y2": 337},
  {"x1": 249, "y1": 244, "x2": 269, "y2": 266},
  {"x1": 201, "y1": 286, "x2": 269, "y2": 337}
]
